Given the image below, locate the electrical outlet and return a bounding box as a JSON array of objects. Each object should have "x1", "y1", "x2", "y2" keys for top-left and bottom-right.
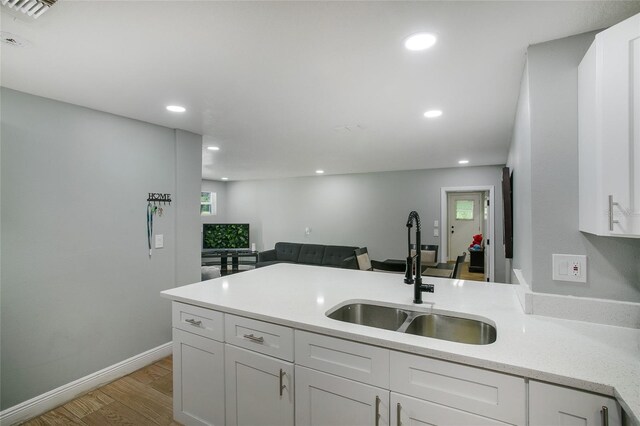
[
  {"x1": 552, "y1": 254, "x2": 586, "y2": 283},
  {"x1": 434, "y1": 228, "x2": 439, "y2": 237},
  {"x1": 155, "y1": 234, "x2": 164, "y2": 249}
]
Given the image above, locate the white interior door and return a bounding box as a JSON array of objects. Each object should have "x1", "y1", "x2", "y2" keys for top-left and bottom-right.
[{"x1": 447, "y1": 192, "x2": 483, "y2": 261}]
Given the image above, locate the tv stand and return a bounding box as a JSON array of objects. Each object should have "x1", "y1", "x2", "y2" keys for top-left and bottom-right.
[{"x1": 201, "y1": 251, "x2": 258, "y2": 275}]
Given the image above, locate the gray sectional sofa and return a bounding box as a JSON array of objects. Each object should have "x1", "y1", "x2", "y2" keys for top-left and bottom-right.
[{"x1": 256, "y1": 242, "x2": 359, "y2": 269}]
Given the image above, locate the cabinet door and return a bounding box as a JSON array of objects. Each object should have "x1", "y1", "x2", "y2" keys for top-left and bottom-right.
[
  {"x1": 225, "y1": 344, "x2": 294, "y2": 426},
  {"x1": 173, "y1": 328, "x2": 225, "y2": 426},
  {"x1": 529, "y1": 381, "x2": 621, "y2": 426},
  {"x1": 392, "y1": 393, "x2": 514, "y2": 426},
  {"x1": 295, "y1": 365, "x2": 390, "y2": 426},
  {"x1": 600, "y1": 13, "x2": 640, "y2": 236}
]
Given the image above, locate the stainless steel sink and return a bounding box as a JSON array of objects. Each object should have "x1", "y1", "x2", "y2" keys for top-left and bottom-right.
[
  {"x1": 403, "y1": 314, "x2": 496, "y2": 345},
  {"x1": 326, "y1": 303, "x2": 409, "y2": 331},
  {"x1": 326, "y1": 302, "x2": 496, "y2": 345}
]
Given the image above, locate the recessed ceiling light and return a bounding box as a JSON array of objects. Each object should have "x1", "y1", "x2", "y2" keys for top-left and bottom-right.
[
  {"x1": 166, "y1": 105, "x2": 186, "y2": 113},
  {"x1": 458, "y1": 160, "x2": 469, "y2": 164},
  {"x1": 404, "y1": 33, "x2": 437, "y2": 51},
  {"x1": 315, "y1": 170, "x2": 324, "y2": 174},
  {"x1": 424, "y1": 110, "x2": 443, "y2": 118},
  {"x1": 207, "y1": 146, "x2": 220, "y2": 151},
  {"x1": 221, "y1": 177, "x2": 229, "y2": 181}
]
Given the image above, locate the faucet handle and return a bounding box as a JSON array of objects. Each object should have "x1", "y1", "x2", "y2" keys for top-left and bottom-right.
[{"x1": 420, "y1": 284, "x2": 435, "y2": 293}]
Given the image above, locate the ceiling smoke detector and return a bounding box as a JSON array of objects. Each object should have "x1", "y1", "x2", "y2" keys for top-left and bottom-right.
[{"x1": 1, "y1": 0, "x2": 57, "y2": 19}]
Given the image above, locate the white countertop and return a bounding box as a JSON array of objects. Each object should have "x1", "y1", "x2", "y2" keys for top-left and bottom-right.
[{"x1": 161, "y1": 263, "x2": 640, "y2": 423}]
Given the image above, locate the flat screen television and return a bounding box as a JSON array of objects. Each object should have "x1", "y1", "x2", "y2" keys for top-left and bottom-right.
[{"x1": 202, "y1": 223, "x2": 250, "y2": 252}]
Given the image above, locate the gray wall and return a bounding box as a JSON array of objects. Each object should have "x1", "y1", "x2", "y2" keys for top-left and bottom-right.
[
  {"x1": 226, "y1": 166, "x2": 506, "y2": 283},
  {"x1": 0, "y1": 89, "x2": 201, "y2": 409},
  {"x1": 201, "y1": 179, "x2": 228, "y2": 223},
  {"x1": 507, "y1": 64, "x2": 533, "y2": 286},
  {"x1": 507, "y1": 32, "x2": 640, "y2": 302},
  {"x1": 176, "y1": 130, "x2": 204, "y2": 286}
]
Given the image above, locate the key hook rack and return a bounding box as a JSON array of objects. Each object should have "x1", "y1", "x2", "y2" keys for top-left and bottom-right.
[{"x1": 147, "y1": 193, "x2": 172, "y2": 205}]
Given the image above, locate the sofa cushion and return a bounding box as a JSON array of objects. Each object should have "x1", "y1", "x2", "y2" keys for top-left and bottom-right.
[
  {"x1": 274, "y1": 242, "x2": 302, "y2": 262},
  {"x1": 297, "y1": 244, "x2": 326, "y2": 265},
  {"x1": 322, "y1": 245, "x2": 359, "y2": 267}
]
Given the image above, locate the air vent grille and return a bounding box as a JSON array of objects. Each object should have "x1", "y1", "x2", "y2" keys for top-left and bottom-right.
[{"x1": 1, "y1": 0, "x2": 56, "y2": 19}]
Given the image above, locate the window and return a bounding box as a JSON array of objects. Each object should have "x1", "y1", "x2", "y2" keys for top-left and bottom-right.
[
  {"x1": 455, "y1": 200, "x2": 474, "y2": 220},
  {"x1": 201, "y1": 191, "x2": 217, "y2": 215}
]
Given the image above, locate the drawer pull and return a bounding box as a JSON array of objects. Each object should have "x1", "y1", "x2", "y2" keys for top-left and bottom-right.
[
  {"x1": 279, "y1": 369, "x2": 286, "y2": 396},
  {"x1": 601, "y1": 406, "x2": 608, "y2": 426},
  {"x1": 185, "y1": 318, "x2": 202, "y2": 327},
  {"x1": 243, "y1": 333, "x2": 264, "y2": 343},
  {"x1": 608, "y1": 195, "x2": 620, "y2": 231},
  {"x1": 375, "y1": 396, "x2": 380, "y2": 426},
  {"x1": 397, "y1": 402, "x2": 402, "y2": 426}
]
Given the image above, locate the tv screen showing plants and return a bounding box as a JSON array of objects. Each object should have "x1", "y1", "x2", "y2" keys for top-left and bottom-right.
[{"x1": 203, "y1": 223, "x2": 250, "y2": 250}]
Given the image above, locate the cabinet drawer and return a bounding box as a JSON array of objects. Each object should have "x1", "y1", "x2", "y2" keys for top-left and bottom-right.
[
  {"x1": 390, "y1": 351, "x2": 525, "y2": 425},
  {"x1": 295, "y1": 330, "x2": 390, "y2": 388},
  {"x1": 392, "y1": 392, "x2": 513, "y2": 426},
  {"x1": 172, "y1": 302, "x2": 224, "y2": 342},
  {"x1": 225, "y1": 314, "x2": 294, "y2": 361}
]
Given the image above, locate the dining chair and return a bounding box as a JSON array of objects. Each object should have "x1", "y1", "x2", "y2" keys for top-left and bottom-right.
[
  {"x1": 353, "y1": 247, "x2": 373, "y2": 271},
  {"x1": 451, "y1": 252, "x2": 467, "y2": 279},
  {"x1": 410, "y1": 244, "x2": 439, "y2": 265}
]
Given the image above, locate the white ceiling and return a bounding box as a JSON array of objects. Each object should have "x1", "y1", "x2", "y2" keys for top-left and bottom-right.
[{"x1": 2, "y1": 1, "x2": 639, "y2": 181}]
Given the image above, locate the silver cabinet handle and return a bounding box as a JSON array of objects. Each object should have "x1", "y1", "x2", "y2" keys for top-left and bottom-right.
[
  {"x1": 608, "y1": 195, "x2": 620, "y2": 231},
  {"x1": 375, "y1": 396, "x2": 380, "y2": 426},
  {"x1": 396, "y1": 402, "x2": 401, "y2": 426},
  {"x1": 601, "y1": 406, "x2": 608, "y2": 426},
  {"x1": 279, "y1": 369, "x2": 286, "y2": 396},
  {"x1": 185, "y1": 318, "x2": 202, "y2": 327},
  {"x1": 243, "y1": 333, "x2": 264, "y2": 343}
]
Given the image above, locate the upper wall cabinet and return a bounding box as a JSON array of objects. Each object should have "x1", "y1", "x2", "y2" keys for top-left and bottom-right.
[{"x1": 579, "y1": 13, "x2": 640, "y2": 237}]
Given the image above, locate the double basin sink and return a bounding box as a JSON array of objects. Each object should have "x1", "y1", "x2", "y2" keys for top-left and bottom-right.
[{"x1": 326, "y1": 302, "x2": 496, "y2": 345}]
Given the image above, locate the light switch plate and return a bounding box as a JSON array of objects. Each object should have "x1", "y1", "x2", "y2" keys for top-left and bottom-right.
[
  {"x1": 434, "y1": 220, "x2": 439, "y2": 227},
  {"x1": 155, "y1": 234, "x2": 164, "y2": 249},
  {"x1": 434, "y1": 229, "x2": 439, "y2": 237},
  {"x1": 552, "y1": 254, "x2": 586, "y2": 283}
]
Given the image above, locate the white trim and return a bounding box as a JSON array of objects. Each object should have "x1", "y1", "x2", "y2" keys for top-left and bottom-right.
[
  {"x1": 0, "y1": 342, "x2": 172, "y2": 425},
  {"x1": 440, "y1": 185, "x2": 495, "y2": 282},
  {"x1": 513, "y1": 268, "x2": 533, "y2": 314},
  {"x1": 512, "y1": 268, "x2": 639, "y2": 328}
]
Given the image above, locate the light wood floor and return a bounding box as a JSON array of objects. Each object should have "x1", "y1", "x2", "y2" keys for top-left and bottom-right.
[
  {"x1": 458, "y1": 262, "x2": 486, "y2": 282},
  {"x1": 20, "y1": 356, "x2": 181, "y2": 426}
]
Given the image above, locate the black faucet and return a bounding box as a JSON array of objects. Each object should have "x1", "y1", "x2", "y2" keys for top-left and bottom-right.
[{"x1": 405, "y1": 211, "x2": 434, "y2": 304}]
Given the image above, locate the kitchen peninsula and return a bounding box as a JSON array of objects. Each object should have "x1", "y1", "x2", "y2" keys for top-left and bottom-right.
[{"x1": 161, "y1": 263, "x2": 639, "y2": 425}]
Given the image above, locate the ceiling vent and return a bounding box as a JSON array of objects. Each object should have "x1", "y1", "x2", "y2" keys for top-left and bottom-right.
[{"x1": 1, "y1": 0, "x2": 56, "y2": 19}]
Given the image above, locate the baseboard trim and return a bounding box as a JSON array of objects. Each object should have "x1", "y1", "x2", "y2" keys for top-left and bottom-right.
[{"x1": 0, "y1": 342, "x2": 172, "y2": 425}]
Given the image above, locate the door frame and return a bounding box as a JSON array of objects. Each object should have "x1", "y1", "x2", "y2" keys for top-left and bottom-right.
[{"x1": 440, "y1": 185, "x2": 495, "y2": 282}]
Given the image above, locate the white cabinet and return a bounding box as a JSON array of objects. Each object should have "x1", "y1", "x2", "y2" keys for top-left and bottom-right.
[
  {"x1": 295, "y1": 366, "x2": 389, "y2": 426},
  {"x1": 173, "y1": 328, "x2": 225, "y2": 426},
  {"x1": 392, "y1": 393, "x2": 513, "y2": 426},
  {"x1": 529, "y1": 381, "x2": 622, "y2": 426},
  {"x1": 225, "y1": 345, "x2": 294, "y2": 426},
  {"x1": 390, "y1": 351, "x2": 525, "y2": 425},
  {"x1": 171, "y1": 301, "x2": 627, "y2": 426},
  {"x1": 294, "y1": 330, "x2": 390, "y2": 389},
  {"x1": 579, "y1": 12, "x2": 640, "y2": 237}
]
